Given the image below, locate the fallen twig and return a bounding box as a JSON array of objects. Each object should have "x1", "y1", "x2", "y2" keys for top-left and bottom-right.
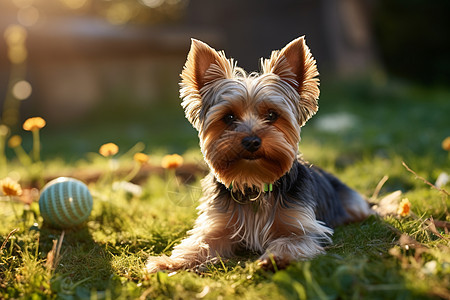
[
  {"x1": 402, "y1": 161, "x2": 449, "y2": 196},
  {"x1": 45, "y1": 230, "x2": 65, "y2": 271},
  {"x1": 371, "y1": 175, "x2": 389, "y2": 201},
  {"x1": 0, "y1": 228, "x2": 19, "y2": 252}
]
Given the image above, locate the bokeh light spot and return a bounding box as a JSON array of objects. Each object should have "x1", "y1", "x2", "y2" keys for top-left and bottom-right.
[
  {"x1": 4, "y1": 25, "x2": 27, "y2": 46},
  {"x1": 12, "y1": 80, "x2": 33, "y2": 100},
  {"x1": 60, "y1": 0, "x2": 88, "y2": 10},
  {"x1": 106, "y1": 2, "x2": 133, "y2": 25},
  {"x1": 8, "y1": 45, "x2": 28, "y2": 64},
  {"x1": 18, "y1": 6, "x2": 40, "y2": 27},
  {"x1": 139, "y1": 0, "x2": 164, "y2": 8}
]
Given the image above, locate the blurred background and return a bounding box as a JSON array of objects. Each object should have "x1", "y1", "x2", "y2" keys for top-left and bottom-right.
[{"x1": 0, "y1": 0, "x2": 449, "y2": 161}]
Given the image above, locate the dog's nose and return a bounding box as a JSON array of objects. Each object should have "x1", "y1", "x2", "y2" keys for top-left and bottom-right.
[{"x1": 241, "y1": 136, "x2": 261, "y2": 152}]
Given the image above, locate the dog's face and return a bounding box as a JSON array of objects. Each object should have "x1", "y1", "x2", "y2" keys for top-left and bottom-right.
[{"x1": 180, "y1": 37, "x2": 320, "y2": 192}]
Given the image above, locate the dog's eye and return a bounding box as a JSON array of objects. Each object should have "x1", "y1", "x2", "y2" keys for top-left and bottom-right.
[
  {"x1": 265, "y1": 110, "x2": 279, "y2": 123},
  {"x1": 223, "y1": 114, "x2": 236, "y2": 125}
]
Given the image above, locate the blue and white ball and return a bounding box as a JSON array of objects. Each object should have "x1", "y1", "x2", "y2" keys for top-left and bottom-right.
[{"x1": 39, "y1": 177, "x2": 93, "y2": 229}]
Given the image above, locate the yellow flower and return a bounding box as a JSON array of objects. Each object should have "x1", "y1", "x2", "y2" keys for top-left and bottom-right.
[
  {"x1": 23, "y1": 117, "x2": 46, "y2": 131},
  {"x1": 134, "y1": 153, "x2": 149, "y2": 165},
  {"x1": 1, "y1": 177, "x2": 23, "y2": 197},
  {"x1": 397, "y1": 198, "x2": 411, "y2": 217},
  {"x1": 442, "y1": 137, "x2": 450, "y2": 151},
  {"x1": 8, "y1": 135, "x2": 22, "y2": 148},
  {"x1": 161, "y1": 154, "x2": 184, "y2": 169},
  {"x1": 99, "y1": 142, "x2": 119, "y2": 157}
]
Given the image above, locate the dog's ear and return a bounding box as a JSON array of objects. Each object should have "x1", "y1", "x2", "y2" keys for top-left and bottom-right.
[
  {"x1": 180, "y1": 39, "x2": 233, "y2": 130},
  {"x1": 263, "y1": 36, "x2": 320, "y2": 126}
]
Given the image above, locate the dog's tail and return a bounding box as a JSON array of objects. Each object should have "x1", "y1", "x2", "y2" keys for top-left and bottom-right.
[
  {"x1": 311, "y1": 166, "x2": 374, "y2": 226},
  {"x1": 321, "y1": 170, "x2": 374, "y2": 224}
]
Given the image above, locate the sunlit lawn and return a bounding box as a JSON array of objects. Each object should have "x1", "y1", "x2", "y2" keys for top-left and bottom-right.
[{"x1": 1, "y1": 78, "x2": 449, "y2": 299}]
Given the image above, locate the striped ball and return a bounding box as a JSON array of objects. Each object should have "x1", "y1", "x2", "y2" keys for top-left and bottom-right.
[{"x1": 39, "y1": 177, "x2": 93, "y2": 229}]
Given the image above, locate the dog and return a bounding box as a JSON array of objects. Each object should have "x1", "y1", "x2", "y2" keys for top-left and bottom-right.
[{"x1": 146, "y1": 36, "x2": 373, "y2": 272}]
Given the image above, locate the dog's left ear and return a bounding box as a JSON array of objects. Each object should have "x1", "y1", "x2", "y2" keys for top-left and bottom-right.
[{"x1": 263, "y1": 36, "x2": 320, "y2": 126}]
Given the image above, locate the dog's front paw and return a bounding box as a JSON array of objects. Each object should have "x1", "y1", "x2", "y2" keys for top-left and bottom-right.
[
  {"x1": 258, "y1": 254, "x2": 292, "y2": 271},
  {"x1": 145, "y1": 255, "x2": 191, "y2": 273},
  {"x1": 145, "y1": 255, "x2": 171, "y2": 273}
]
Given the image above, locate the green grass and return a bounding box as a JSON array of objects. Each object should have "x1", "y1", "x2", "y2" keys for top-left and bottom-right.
[{"x1": 1, "y1": 77, "x2": 449, "y2": 299}]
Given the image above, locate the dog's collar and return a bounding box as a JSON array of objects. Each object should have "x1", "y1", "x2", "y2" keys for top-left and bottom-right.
[
  {"x1": 227, "y1": 183, "x2": 273, "y2": 204},
  {"x1": 264, "y1": 183, "x2": 273, "y2": 192},
  {"x1": 228, "y1": 183, "x2": 273, "y2": 192}
]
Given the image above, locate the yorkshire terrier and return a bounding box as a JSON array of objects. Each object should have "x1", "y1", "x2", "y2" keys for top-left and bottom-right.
[{"x1": 146, "y1": 36, "x2": 372, "y2": 272}]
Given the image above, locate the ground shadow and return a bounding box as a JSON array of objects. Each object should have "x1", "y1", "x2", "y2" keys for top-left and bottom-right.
[{"x1": 39, "y1": 224, "x2": 114, "y2": 298}]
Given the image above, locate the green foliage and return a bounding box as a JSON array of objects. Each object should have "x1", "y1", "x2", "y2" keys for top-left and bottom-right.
[
  {"x1": 1, "y1": 78, "x2": 449, "y2": 299},
  {"x1": 373, "y1": 0, "x2": 450, "y2": 84}
]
